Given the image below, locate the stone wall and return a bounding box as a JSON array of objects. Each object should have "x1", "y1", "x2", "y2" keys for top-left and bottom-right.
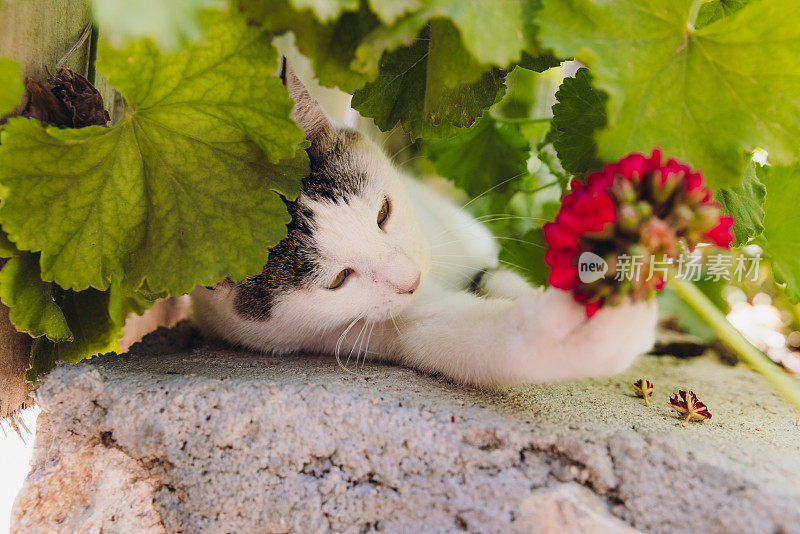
[{"x1": 12, "y1": 325, "x2": 800, "y2": 533}]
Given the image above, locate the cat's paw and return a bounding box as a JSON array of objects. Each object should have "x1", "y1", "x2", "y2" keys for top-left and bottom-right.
[
  {"x1": 579, "y1": 298, "x2": 658, "y2": 374},
  {"x1": 512, "y1": 289, "x2": 657, "y2": 379},
  {"x1": 512, "y1": 287, "x2": 589, "y2": 341}
]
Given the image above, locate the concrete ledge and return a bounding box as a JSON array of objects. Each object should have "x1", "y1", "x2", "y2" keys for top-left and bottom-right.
[{"x1": 12, "y1": 324, "x2": 800, "y2": 533}]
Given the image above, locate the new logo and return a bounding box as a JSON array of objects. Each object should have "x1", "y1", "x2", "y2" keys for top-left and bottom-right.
[{"x1": 578, "y1": 252, "x2": 608, "y2": 283}]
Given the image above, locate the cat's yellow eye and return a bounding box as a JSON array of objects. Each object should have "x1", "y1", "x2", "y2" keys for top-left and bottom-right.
[
  {"x1": 377, "y1": 197, "x2": 390, "y2": 228},
  {"x1": 327, "y1": 268, "x2": 351, "y2": 290}
]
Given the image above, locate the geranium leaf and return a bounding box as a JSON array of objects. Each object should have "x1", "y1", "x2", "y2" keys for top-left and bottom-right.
[
  {"x1": 498, "y1": 229, "x2": 549, "y2": 287},
  {"x1": 539, "y1": 0, "x2": 800, "y2": 189},
  {"x1": 367, "y1": 0, "x2": 420, "y2": 24},
  {"x1": 351, "y1": 22, "x2": 505, "y2": 138},
  {"x1": 108, "y1": 278, "x2": 154, "y2": 327},
  {"x1": 716, "y1": 160, "x2": 766, "y2": 247},
  {"x1": 0, "y1": 57, "x2": 23, "y2": 116},
  {"x1": 0, "y1": 232, "x2": 17, "y2": 258},
  {"x1": 367, "y1": 0, "x2": 545, "y2": 67},
  {"x1": 90, "y1": 0, "x2": 227, "y2": 50},
  {"x1": 0, "y1": 11, "x2": 308, "y2": 295},
  {"x1": 550, "y1": 68, "x2": 607, "y2": 175},
  {"x1": 240, "y1": 0, "x2": 380, "y2": 93},
  {"x1": 0, "y1": 253, "x2": 72, "y2": 342},
  {"x1": 760, "y1": 163, "x2": 800, "y2": 302},
  {"x1": 351, "y1": 12, "x2": 428, "y2": 77},
  {"x1": 26, "y1": 288, "x2": 121, "y2": 381},
  {"x1": 425, "y1": 115, "x2": 530, "y2": 197},
  {"x1": 290, "y1": 0, "x2": 358, "y2": 21},
  {"x1": 695, "y1": 0, "x2": 748, "y2": 29}
]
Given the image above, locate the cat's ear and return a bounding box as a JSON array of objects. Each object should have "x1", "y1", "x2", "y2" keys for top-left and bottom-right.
[{"x1": 284, "y1": 65, "x2": 333, "y2": 142}]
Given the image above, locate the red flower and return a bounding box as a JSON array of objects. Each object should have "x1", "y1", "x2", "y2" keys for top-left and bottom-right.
[
  {"x1": 544, "y1": 149, "x2": 734, "y2": 316},
  {"x1": 549, "y1": 263, "x2": 579, "y2": 290},
  {"x1": 668, "y1": 390, "x2": 712, "y2": 426},
  {"x1": 632, "y1": 378, "x2": 655, "y2": 406},
  {"x1": 705, "y1": 215, "x2": 734, "y2": 249},
  {"x1": 584, "y1": 299, "x2": 603, "y2": 318},
  {"x1": 543, "y1": 222, "x2": 578, "y2": 248}
]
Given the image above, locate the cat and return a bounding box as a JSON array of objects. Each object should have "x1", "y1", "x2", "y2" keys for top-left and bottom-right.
[{"x1": 190, "y1": 69, "x2": 658, "y2": 388}]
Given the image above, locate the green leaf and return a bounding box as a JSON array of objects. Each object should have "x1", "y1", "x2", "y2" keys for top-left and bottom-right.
[
  {"x1": 0, "y1": 57, "x2": 23, "y2": 116},
  {"x1": 425, "y1": 115, "x2": 530, "y2": 197},
  {"x1": 0, "y1": 11, "x2": 308, "y2": 295},
  {"x1": 498, "y1": 229, "x2": 549, "y2": 287},
  {"x1": 539, "y1": 0, "x2": 800, "y2": 189},
  {"x1": 97, "y1": 13, "x2": 303, "y2": 163},
  {"x1": 291, "y1": 0, "x2": 358, "y2": 21},
  {"x1": 716, "y1": 160, "x2": 766, "y2": 247},
  {"x1": 695, "y1": 0, "x2": 748, "y2": 29},
  {"x1": 90, "y1": 0, "x2": 227, "y2": 50},
  {"x1": 0, "y1": 232, "x2": 17, "y2": 258},
  {"x1": 0, "y1": 253, "x2": 71, "y2": 342},
  {"x1": 355, "y1": 0, "x2": 555, "y2": 80},
  {"x1": 108, "y1": 278, "x2": 154, "y2": 326},
  {"x1": 550, "y1": 68, "x2": 607, "y2": 175},
  {"x1": 367, "y1": 0, "x2": 420, "y2": 24},
  {"x1": 367, "y1": 0, "x2": 545, "y2": 67},
  {"x1": 240, "y1": 0, "x2": 380, "y2": 93},
  {"x1": 351, "y1": 12, "x2": 428, "y2": 76},
  {"x1": 352, "y1": 22, "x2": 505, "y2": 138},
  {"x1": 517, "y1": 51, "x2": 561, "y2": 74},
  {"x1": 761, "y1": 163, "x2": 800, "y2": 302},
  {"x1": 26, "y1": 288, "x2": 121, "y2": 381}
]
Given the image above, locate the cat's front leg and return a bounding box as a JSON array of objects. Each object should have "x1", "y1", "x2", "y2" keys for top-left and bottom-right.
[
  {"x1": 376, "y1": 287, "x2": 656, "y2": 388},
  {"x1": 471, "y1": 267, "x2": 542, "y2": 300}
]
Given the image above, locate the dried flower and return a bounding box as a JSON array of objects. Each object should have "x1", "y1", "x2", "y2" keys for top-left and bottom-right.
[
  {"x1": 544, "y1": 149, "x2": 734, "y2": 317},
  {"x1": 632, "y1": 379, "x2": 654, "y2": 406},
  {"x1": 668, "y1": 390, "x2": 712, "y2": 427},
  {"x1": 22, "y1": 67, "x2": 109, "y2": 128}
]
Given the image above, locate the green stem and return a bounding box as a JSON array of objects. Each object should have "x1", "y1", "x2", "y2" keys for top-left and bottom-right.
[{"x1": 670, "y1": 276, "x2": 800, "y2": 413}]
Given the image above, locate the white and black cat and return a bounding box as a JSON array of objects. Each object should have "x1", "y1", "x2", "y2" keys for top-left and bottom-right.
[{"x1": 190, "y1": 69, "x2": 658, "y2": 388}]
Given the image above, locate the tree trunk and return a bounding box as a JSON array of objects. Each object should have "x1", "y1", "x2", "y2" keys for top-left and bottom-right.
[{"x1": 0, "y1": 0, "x2": 92, "y2": 430}]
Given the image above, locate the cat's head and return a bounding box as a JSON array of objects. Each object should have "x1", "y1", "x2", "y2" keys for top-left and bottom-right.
[{"x1": 202, "y1": 68, "x2": 428, "y2": 329}]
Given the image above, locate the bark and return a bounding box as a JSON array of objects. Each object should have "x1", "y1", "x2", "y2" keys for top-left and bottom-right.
[{"x1": 0, "y1": 0, "x2": 92, "y2": 428}]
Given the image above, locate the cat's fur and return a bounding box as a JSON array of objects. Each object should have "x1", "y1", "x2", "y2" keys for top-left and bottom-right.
[{"x1": 190, "y1": 70, "x2": 658, "y2": 388}]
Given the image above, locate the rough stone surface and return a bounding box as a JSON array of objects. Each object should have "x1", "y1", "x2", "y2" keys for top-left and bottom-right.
[{"x1": 12, "y1": 324, "x2": 800, "y2": 534}]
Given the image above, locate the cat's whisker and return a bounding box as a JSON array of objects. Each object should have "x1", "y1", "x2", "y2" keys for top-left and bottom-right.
[
  {"x1": 428, "y1": 261, "x2": 492, "y2": 285},
  {"x1": 378, "y1": 130, "x2": 398, "y2": 152},
  {"x1": 346, "y1": 320, "x2": 369, "y2": 370},
  {"x1": 498, "y1": 259, "x2": 535, "y2": 275},
  {"x1": 390, "y1": 140, "x2": 417, "y2": 162},
  {"x1": 461, "y1": 171, "x2": 528, "y2": 210},
  {"x1": 335, "y1": 317, "x2": 362, "y2": 375},
  {"x1": 429, "y1": 259, "x2": 486, "y2": 271},
  {"x1": 396, "y1": 154, "x2": 426, "y2": 168},
  {"x1": 361, "y1": 321, "x2": 376, "y2": 369},
  {"x1": 491, "y1": 236, "x2": 546, "y2": 248},
  {"x1": 430, "y1": 256, "x2": 540, "y2": 281},
  {"x1": 429, "y1": 234, "x2": 545, "y2": 250},
  {"x1": 474, "y1": 213, "x2": 546, "y2": 219},
  {"x1": 473, "y1": 215, "x2": 549, "y2": 223},
  {"x1": 428, "y1": 257, "x2": 538, "y2": 285},
  {"x1": 357, "y1": 320, "x2": 372, "y2": 367}
]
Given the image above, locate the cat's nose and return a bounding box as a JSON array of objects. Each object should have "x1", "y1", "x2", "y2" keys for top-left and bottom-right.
[{"x1": 399, "y1": 273, "x2": 421, "y2": 294}]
